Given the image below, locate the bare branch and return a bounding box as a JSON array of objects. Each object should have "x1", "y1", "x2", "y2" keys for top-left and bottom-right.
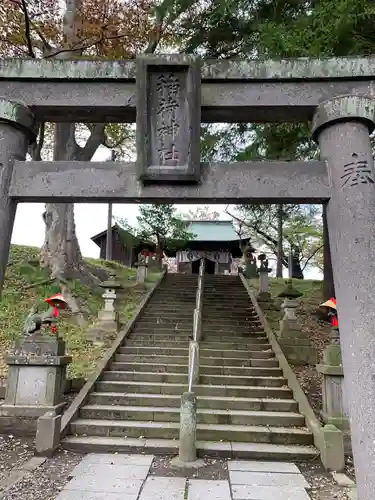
[
  {"x1": 301, "y1": 244, "x2": 324, "y2": 271},
  {"x1": 20, "y1": 0, "x2": 36, "y2": 58}
]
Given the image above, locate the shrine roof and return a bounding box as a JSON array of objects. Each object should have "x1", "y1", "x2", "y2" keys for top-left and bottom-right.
[{"x1": 187, "y1": 220, "x2": 241, "y2": 242}]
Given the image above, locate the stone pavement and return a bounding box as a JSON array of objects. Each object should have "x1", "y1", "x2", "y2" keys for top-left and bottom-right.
[{"x1": 55, "y1": 454, "x2": 312, "y2": 500}]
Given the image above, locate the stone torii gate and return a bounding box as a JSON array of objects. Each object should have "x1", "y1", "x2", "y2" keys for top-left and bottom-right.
[{"x1": 0, "y1": 55, "x2": 375, "y2": 497}]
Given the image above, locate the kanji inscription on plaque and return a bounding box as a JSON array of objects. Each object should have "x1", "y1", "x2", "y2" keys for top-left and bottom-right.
[
  {"x1": 154, "y1": 72, "x2": 181, "y2": 166},
  {"x1": 341, "y1": 153, "x2": 375, "y2": 189},
  {"x1": 136, "y1": 55, "x2": 201, "y2": 183}
]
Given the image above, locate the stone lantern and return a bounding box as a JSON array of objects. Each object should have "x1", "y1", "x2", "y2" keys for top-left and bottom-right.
[
  {"x1": 98, "y1": 273, "x2": 123, "y2": 323},
  {"x1": 277, "y1": 279, "x2": 316, "y2": 365}
]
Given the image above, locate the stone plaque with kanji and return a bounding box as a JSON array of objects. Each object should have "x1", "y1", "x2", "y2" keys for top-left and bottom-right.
[{"x1": 136, "y1": 55, "x2": 201, "y2": 183}]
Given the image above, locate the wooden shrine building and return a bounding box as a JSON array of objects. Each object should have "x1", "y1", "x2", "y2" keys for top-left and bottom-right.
[
  {"x1": 91, "y1": 224, "x2": 155, "y2": 267},
  {"x1": 171, "y1": 220, "x2": 249, "y2": 275}
]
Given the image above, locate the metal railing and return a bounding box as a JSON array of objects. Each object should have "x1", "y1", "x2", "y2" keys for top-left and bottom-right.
[
  {"x1": 188, "y1": 258, "x2": 205, "y2": 391},
  {"x1": 179, "y1": 258, "x2": 205, "y2": 463}
]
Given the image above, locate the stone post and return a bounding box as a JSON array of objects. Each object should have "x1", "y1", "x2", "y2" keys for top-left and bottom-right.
[
  {"x1": 312, "y1": 95, "x2": 375, "y2": 498},
  {"x1": 178, "y1": 392, "x2": 197, "y2": 463},
  {"x1": 0, "y1": 99, "x2": 37, "y2": 294},
  {"x1": 35, "y1": 411, "x2": 62, "y2": 457},
  {"x1": 135, "y1": 261, "x2": 147, "y2": 284},
  {"x1": 316, "y1": 327, "x2": 351, "y2": 451},
  {"x1": 277, "y1": 280, "x2": 316, "y2": 365},
  {"x1": 0, "y1": 334, "x2": 71, "y2": 425},
  {"x1": 257, "y1": 262, "x2": 271, "y2": 302}
]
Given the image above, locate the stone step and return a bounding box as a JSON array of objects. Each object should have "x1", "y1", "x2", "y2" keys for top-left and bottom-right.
[
  {"x1": 126, "y1": 335, "x2": 191, "y2": 342},
  {"x1": 126, "y1": 337, "x2": 269, "y2": 347},
  {"x1": 95, "y1": 381, "x2": 293, "y2": 399},
  {"x1": 61, "y1": 436, "x2": 318, "y2": 460},
  {"x1": 121, "y1": 341, "x2": 271, "y2": 353},
  {"x1": 202, "y1": 320, "x2": 263, "y2": 327},
  {"x1": 79, "y1": 405, "x2": 305, "y2": 427},
  {"x1": 134, "y1": 322, "x2": 193, "y2": 329},
  {"x1": 124, "y1": 339, "x2": 190, "y2": 346},
  {"x1": 200, "y1": 349, "x2": 274, "y2": 359},
  {"x1": 109, "y1": 362, "x2": 282, "y2": 377},
  {"x1": 115, "y1": 354, "x2": 278, "y2": 368},
  {"x1": 101, "y1": 370, "x2": 286, "y2": 387},
  {"x1": 87, "y1": 392, "x2": 298, "y2": 412},
  {"x1": 123, "y1": 344, "x2": 274, "y2": 359},
  {"x1": 130, "y1": 328, "x2": 193, "y2": 334},
  {"x1": 70, "y1": 419, "x2": 313, "y2": 445}
]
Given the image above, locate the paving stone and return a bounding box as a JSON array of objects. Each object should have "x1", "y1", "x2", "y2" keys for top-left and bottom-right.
[
  {"x1": 188, "y1": 479, "x2": 231, "y2": 500},
  {"x1": 70, "y1": 462, "x2": 150, "y2": 479},
  {"x1": 138, "y1": 477, "x2": 186, "y2": 500},
  {"x1": 231, "y1": 485, "x2": 311, "y2": 500},
  {"x1": 347, "y1": 489, "x2": 358, "y2": 500},
  {"x1": 228, "y1": 461, "x2": 300, "y2": 474},
  {"x1": 64, "y1": 474, "x2": 144, "y2": 495},
  {"x1": 229, "y1": 471, "x2": 309, "y2": 488},
  {"x1": 76, "y1": 453, "x2": 154, "y2": 467},
  {"x1": 331, "y1": 472, "x2": 356, "y2": 487},
  {"x1": 56, "y1": 491, "x2": 138, "y2": 500}
]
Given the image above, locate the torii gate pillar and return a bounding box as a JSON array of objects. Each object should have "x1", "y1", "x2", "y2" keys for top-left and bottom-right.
[
  {"x1": 0, "y1": 99, "x2": 37, "y2": 293},
  {"x1": 313, "y1": 95, "x2": 375, "y2": 499}
]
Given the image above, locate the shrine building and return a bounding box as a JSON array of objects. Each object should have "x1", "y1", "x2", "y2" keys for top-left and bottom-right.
[{"x1": 169, "y1": 220, "x2": 249, "y2": 275}]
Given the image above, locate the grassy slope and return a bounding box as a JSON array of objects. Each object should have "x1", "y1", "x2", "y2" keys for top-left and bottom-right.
[
  {"x1": 251, "y1": 278, "x2": 331, "y2": 420},
  {"x1": 0, "y1": 245, "x2": 159, "y2": 380}
]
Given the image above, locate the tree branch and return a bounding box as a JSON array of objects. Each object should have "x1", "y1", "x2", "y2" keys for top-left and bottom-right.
[
  {"x1": 226, "y1": 208, "x2": 288, "y2": 266},
  {"x1": 76, "y1": 124, "x2": 106, "y2": 160},
  {"x1": 20, "y1": 0, "x2": 36, "y2": 58},
  {"x1": 301, "y1": 244, "x2": 324, "y2": 271}
]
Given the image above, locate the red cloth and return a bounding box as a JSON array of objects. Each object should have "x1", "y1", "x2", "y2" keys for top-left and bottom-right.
[
  {"x1": 331, "y1": 316, "x2": 338, "y2": 328},
  {"x1": 52, "y1": 307, "x2": 59, "y2": 318}
]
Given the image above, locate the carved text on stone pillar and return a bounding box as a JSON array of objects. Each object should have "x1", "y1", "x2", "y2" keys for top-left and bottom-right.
[
  {"x1": 155, "y1": 73, "x2": 181, "y2": 167},
  {"x1": 341, "y1": 153, "x2": 375, "y2": 188}
]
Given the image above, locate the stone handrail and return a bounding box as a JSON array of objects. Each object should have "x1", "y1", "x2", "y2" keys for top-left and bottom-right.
[
  {"x1": 239, "y1": 274, "x2": 345, "y2": 472},
  {"x1": 60, "y1": 270, "x2": 167, "y2": 435},
  {"x1": 179, "y1": 258, "x2": 205, "y2": 464}
]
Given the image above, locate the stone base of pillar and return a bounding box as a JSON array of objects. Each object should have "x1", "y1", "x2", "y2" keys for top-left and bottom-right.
[
  {"x1": 319, "y1": 368, "x2": 350, "y2": 429},
  {"x1": 1, "y1": 335, "x2": 71, "y2": 424},
  {"x1": 277, "y1": 319, "x2": 317, "y2": 365},
  {"x1": 98, "y1": 309, "x2": 118, "y2": 322}
]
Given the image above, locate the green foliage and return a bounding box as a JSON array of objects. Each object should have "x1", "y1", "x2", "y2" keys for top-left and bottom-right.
[
  {"x1": 135, "y1": 204, "x2": 194, "y2": 250},
  {"x1": 234, "y1": 204, "x2": 323, "y2": 272}
]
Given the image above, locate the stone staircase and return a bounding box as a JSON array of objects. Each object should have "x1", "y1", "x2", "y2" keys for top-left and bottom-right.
[{"x1": 62, "y1": 274, "x2": 317, "y2": 459}]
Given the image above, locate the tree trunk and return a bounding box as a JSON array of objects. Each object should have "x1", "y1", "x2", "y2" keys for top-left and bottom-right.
[
  {"x1": 40, "y1": 0, "x2": 99, "y2": 283},
  {"x1": 291, "y1": 246, "x2": 304, "y2": 279},
  {"x1": 276, "y1": 204, "x2": 283, "y2": 277},
  {"x1": 40, "y1": 124, "x2": 92, "y2": 280},
  {"x1": 323, "y1": 203, "x2": 335, "y2": 298}
]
